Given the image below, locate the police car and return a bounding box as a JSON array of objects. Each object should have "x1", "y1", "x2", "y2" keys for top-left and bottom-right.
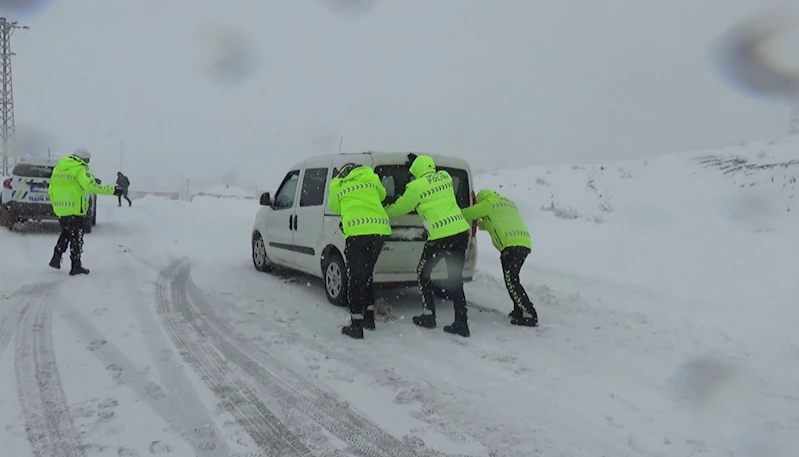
[{"x1": 0, "y1": 157, "x2": 99, "y2": 232}]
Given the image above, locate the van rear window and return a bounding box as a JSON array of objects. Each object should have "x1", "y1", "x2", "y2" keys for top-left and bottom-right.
[
  {"x1": 375, "y1": 165, "x2": 471, "y2": 208},
  {"x1": 12, "y1": 164, "x2": 54, "y2": 178}
]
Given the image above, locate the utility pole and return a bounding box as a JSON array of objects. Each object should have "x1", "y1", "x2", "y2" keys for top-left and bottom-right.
[{"x1": 0, "y1": 18, "x2": 27, "y2": 176}]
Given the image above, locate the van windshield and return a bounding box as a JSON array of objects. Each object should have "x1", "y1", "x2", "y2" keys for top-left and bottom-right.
[
  {"x1": 12, "y1": 163, "x2": 54, "y2": 178},
  {"x1": 374, "y1": 165, "x2": 471, "y2": 208}
]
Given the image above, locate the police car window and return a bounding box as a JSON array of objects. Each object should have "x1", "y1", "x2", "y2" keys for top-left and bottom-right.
[
  {"x1": 299, "y1": 167, "x2": 328, "y2": 207},
  {"x1": 274, "y1": 170, "x2": 300, "y2": 209},
  {"x1": 12, "y1": 164, "x2": 54, "y2": 178}
]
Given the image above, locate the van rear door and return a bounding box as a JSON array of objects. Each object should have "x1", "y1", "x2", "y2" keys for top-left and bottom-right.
[{"x1": 373, "y1": 162, "x2": 474, "y2": 279}]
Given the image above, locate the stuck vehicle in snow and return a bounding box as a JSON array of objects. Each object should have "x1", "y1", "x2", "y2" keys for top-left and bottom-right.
[
  {"x1": 251, "y1": 151, "x2": 479, "y2": 306},
  {"x1": 0, "y1": 157, "x2": 99, "y2": 232}
]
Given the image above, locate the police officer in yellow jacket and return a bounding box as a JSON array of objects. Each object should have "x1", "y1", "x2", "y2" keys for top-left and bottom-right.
[
  {"x1": 462, "y1": 189, "x2": 538, "y2": 326},
  {"x1": 328, "y1": 163, "x2": 392, "y2": 339},
  {"x1": 47, "y1": 148, "x2": 118, "y2": 275},
  {"x1": 385, "y1": 154, "x2": 472, "y2": 337}
]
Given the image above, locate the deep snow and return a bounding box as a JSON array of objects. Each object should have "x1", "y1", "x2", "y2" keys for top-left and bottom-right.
[{"x1": 0, "y1": 138, "x2": 797, "y2": 457}]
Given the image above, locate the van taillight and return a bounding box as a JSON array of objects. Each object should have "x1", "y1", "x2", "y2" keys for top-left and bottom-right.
[
  {"x1": 2, "y1": 179, "x2": 11, "y2": 189},
  {"x1": 470, "y1": 190, "x2": 477, "y2": 237}
]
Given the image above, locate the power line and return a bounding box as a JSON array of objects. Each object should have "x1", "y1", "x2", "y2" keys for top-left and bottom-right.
[{"x1": 0, "y1": 17, "x2": 28, "y2": 176}]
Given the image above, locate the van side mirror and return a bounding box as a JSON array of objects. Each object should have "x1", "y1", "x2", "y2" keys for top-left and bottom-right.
[{"x1": 259, "y1": 192, "x2": 271, "y2": 206}]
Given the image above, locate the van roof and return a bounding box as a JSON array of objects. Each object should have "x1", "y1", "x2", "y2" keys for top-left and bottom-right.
[{"x1": 307, "y1": 151, "x2": 470, "y2": 167}]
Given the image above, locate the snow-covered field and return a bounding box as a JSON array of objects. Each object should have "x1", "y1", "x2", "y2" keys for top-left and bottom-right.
[{"x1": 0, "y1": 138, "x2": 797, "y2": 457}]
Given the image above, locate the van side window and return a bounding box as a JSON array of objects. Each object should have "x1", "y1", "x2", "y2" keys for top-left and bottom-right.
[
  {"x1": 299, "y1": 167, "x2": 329, "y2": 207},
  {"x1": 273, "y1": 170, "x2": 300, "y2": 209}
]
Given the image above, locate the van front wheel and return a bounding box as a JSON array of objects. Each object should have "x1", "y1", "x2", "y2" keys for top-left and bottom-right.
[{"x1": 323, "y1": 252, "x2": 348, "y2": 307}]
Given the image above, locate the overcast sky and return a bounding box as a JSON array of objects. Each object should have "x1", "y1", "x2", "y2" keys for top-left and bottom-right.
[{"x1": 3, "y1": 0, "x2": 793, "y2": 191}]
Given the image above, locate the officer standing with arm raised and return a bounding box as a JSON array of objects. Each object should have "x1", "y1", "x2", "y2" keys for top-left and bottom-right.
[
  {"x1": 461, "y1": 189, "x2": 538, "y2": 326},
  {"x1": 384, "y1": 154, "x2": 472, "y2": 337},
  {"x1": 328, "y1": 163, "x2": 392, "y2": 339},
  {"x1": 47, "y1": 148, "x2": 120, "y2": 275}
]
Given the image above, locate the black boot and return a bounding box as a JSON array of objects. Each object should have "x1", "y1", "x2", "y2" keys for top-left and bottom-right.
[
  {"x1": 412, "y1": 313, "x2": 436, "y2": 329},
  {"x1": 69, "y1": 260, "x2": 90, "y2": 276},
  {"x1": 342, "y1": 318, "x2": 364, "y2": 339},
  {"x1": 49, "y1": 250, "x2": 62, "y2": 269},
  {"x1": 510, "y1": 308, "x2": 538, "y2": 327},
  {"x1": 363, "y1": 306, "x2": 375, "y2": 330},
  {"x1": 443, "y1": 320, "x2": 470, "y2": 337}
]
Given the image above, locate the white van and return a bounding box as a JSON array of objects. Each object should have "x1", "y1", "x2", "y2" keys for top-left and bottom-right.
[{"x1": 251, "y1": 152, "x2": 479, "y2": 306}]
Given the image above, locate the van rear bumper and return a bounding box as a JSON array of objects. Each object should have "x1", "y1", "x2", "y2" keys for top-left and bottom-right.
[{"x1": 373, "y1": 271, "x2": 475, "y2": 288}]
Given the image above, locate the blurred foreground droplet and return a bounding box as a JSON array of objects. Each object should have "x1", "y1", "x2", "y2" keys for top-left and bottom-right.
[
  {"x1": 670, "y1": 354, "x2": 739, "y2": 407},
  {"x1": 710, "y1": 1, "x2": 799, "y2": 99},
  {"x1": 0, "y1": 0, "x2": 52, "y2": 18},
  {"x1": 317, "y1": 0, "x2": 379, "y2": 17},
  {"x1": 197, "y1": 26, "x2": 260, "y2": 86}
]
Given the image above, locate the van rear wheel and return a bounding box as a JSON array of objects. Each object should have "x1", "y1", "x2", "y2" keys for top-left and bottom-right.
[{"x1": 323, "y1": 251, "x2": 348, "y2": 307}]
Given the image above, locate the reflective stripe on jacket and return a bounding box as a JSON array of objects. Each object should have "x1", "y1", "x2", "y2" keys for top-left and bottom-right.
[
  {"x1": 48, "y1": 155, "x2": 115, "y2": 217},
  {"x1": 328, "y1": 166, "x2": 392, "y2": 238},
  {"x1": 384, "y1": 155, "x2": 470, "y2": 240},
  {"x1": 461, "y1": 189, "x2": 532, "y2": 251}
]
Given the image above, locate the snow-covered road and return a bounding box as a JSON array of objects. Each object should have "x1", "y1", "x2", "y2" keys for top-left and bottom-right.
[{"x1": 0, "y1": 139, "x2": 797, "y2": 456}]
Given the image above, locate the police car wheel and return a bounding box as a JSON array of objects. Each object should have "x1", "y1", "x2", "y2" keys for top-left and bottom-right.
[{"x1": 323, "y1": 252, "x2": 348, "y2": 307}]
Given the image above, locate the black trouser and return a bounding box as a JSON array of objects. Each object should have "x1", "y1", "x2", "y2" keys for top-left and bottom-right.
[
  {"x1": 345, "y1": 235, "x2": 386, "y2": 318},
  {"x1": 54, "y1": 215, "x2": 85, "y2": 266},
  {"x1": 500, "y1": 246, "x2": 535, "y2": 314},
  {"x1": 118, "y1": 189, "x2": 131, "y2": 206},
  {"x1": 418, "y1": 231, "x2": 469, "y2": 321}
]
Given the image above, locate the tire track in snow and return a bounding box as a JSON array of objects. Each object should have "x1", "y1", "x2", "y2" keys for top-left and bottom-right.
[
  {"x1": 199, "y1": 275, "x2": 490, "y2": 453},
  {"x1": 0, "y1": 283, "x2": 45, "y2": 359},
  {"x1": 118, "y1": 261, "x2": 237, "y2": 454},
  {"x1": 14, "y1": 281, "x2": 85, "y2": 457},
  {"x1": 55, "y1": 301, "x2": 232, "y2": 456},
  {"x1": 158, "y1": 257, "x2": 452, "y2": 457},
  {"x1": 156, "y1": 259, "x2": 316, "y2": 457}
]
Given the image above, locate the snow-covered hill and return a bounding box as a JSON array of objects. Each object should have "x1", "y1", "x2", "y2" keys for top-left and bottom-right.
[{"x1": 0, "y1": 138, "x2": 796, "y2": 457}]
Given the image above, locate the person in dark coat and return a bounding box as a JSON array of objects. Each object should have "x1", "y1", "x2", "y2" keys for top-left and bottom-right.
[{"x1": 116, "y1": 172, "x2": 132, "y2": 206}]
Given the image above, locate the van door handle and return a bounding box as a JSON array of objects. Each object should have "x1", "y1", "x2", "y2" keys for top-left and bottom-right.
[
  {"x1": 289, "y1": 214, "x2": 293, "y2": 231},
  {"x1": 293, "y1": 215, "x2": 298, "y2": 230}
]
